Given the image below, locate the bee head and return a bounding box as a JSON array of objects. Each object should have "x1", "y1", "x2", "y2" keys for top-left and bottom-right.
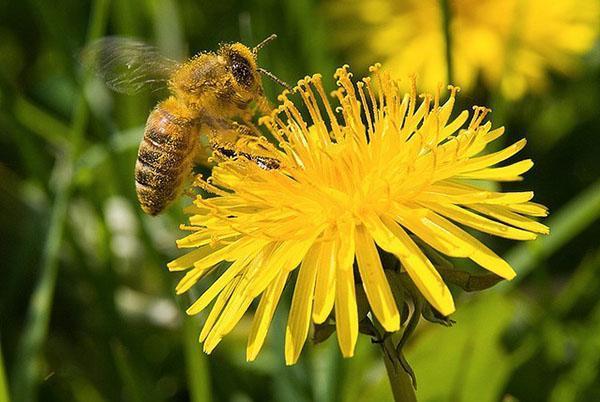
[
  {"x1": 221, "y1": 43, "x2": 259, "y2": 90},
  {"x1": 220, "y1": 35, "x2": 291, "y2": 93}
]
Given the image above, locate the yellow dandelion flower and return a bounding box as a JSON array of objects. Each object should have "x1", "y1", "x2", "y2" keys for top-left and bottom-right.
[
  {"x1": 169, "y1": 64, "x2": 548, "y2": 364},
  {"x1": 330, "y1": 0, "x2": 600, "y2": 99}
]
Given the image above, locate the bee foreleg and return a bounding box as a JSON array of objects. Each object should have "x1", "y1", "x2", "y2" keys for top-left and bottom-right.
[
  {"x1": 237, "y1": 120, "x2": 263, "y2": 137},
  {"x1": 183, "y1": 186, "x2": 196, "y2": 199},
  {"x1": 229, "y1": 121, "x2": 258, "y2": 137},
  {"x1": 255, "y1": 95, "x2": 274, "y2": 116}
]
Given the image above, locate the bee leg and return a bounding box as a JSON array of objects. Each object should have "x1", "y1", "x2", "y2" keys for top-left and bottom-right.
[
  {"x1": 206, "y1": 120, "x2": 281, "y2": 170},
  {"x1": 190, "y1": 126, "x2": 215, "y2": 166},
  {"x1": 207, "y1": 132, "x2": 238, "y2": 163},
  {"x1": 245, "y1": 122, "x2": 261, "y2": 136},
  {"x1": 255, "y1": 94, "x2": 274, "y2": 115},
  {"x1": 231, "y1": 121, "x2": 259, "y2": 137},
  {"x1": 183, "y1": 186, "x2": 196, "y2": 199}
]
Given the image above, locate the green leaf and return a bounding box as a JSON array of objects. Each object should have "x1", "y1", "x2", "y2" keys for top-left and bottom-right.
[
  {"x1": 313, "y1": 322, "x2": 336, "y2": 345},
  {"x1": 405, "y1": 292, "x2": 515, "y2": 402},
  {"x1": 437, "y1": 268, "x2": 504, "y2": 292},
  {"x1": 549, "y1": 304, "x2": 600, "y2": 402}
]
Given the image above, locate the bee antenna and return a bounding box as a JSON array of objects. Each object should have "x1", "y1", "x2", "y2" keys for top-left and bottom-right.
[
  {"x1": 253, "y1": 34, "x2": 278, "y2": 57},
  {"x1": 258, "y1": 68, "x2": 292, "y2": 91}
]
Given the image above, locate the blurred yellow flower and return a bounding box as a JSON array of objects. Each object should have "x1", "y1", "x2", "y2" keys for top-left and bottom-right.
[
  {"x1": 330, "y1": 0, "x2": 599, "y2": 99},
  {"x1": 169, "y1": 65, "x2": 548, "y2": 364}
]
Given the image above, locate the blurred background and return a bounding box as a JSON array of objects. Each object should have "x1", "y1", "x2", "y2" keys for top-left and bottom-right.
[{"x1": 1, "y1": 0, "x2": 600, "y2": 401}]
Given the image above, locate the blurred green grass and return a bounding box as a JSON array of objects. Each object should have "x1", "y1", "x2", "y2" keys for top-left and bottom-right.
[{"x1": 1, "y1": 0, "x2": 600, "y2": 401}]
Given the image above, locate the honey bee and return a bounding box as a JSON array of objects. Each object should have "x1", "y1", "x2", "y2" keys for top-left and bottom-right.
[{"x1": 82, "y1": 35, "x2": 287, "y2": 215}]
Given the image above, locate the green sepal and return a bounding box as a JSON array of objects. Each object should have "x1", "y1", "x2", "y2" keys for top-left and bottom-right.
[
  {"x1": 437, "y1": 268, "x2": 503, "y2": 292},
  {"x1": 413, "y1": 236, "x2": 504, "y2": 292},
  {"x1": 422, "y1": 303, "x2": 455, "y2": 326},
  {"x1": 355, "y1": 283, "x2": 371, "y2": 320},
  {"x1": 401, "y1": 301, "x2": 410, "y2": 327},
  {"x1": 358, "y1": 318, "x2": 378, "y2": 337},
  {"x1": 312, "y1": 321, "x2": 336, "y2": 345}
]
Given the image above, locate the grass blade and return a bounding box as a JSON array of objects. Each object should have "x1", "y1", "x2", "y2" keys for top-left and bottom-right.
[
  {"x1": 12, "y1": 97, "x2": 71, "y2": 149},
  {"x1": 9, "y1": 2, "x2": 111, "y2": 401},
  {"x1": 111, "y1": 342, "x2": 148, "y2": 402},
  {"x1": 505, "y1": 178, "x2": 600, "y2": 285}
]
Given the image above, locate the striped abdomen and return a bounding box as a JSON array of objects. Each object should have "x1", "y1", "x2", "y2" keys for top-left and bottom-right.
[{"x1": 135, "y1": 98, "x2": 198, "y2": 215}]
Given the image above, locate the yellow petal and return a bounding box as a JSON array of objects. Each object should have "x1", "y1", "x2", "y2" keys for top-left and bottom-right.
[
  {"x1": 334, "y1": 225, "x2": 358, "y2": 357},
  {"x1": 247, "y1": 270, "x2": 290, "y2": 361},
  {"x1": 420, "y1": 183, "x2": 533, "y2": 205},
  {"x1": 354, "y1": 223, "x2": 400, "y2": 331},
  {"x1": 203, "y1": 248, "x2": 278, "y2": 351},
  {"x1": 507, "y1": 202, "x2": 549, "y2": 217},
  {"x1": 247, "y1": 239, "x2": 315, "y2": 298},
  {"x1": 168, "y1": 243, "x2": 225, "y2": 272},
  {"x1": 482, "y1": 126, "x2": 505, "y2": 144},
  {"x1": 425, "y1": 202, "x2": 538, "y2": 240},
  {"x1": 199, "y1": 278, "x2": 238, "y2": 342},
  {"x1": 395, "y1": 211, "x2": 469, "y2": 258},
  {"x1": 175, "y1": 237, "x2": 269, "y2": 294},
  {"x1": 364, "y1": 213, "x2": 455, "y2": 316},
  {"x1": 406, "y1": 209, "x2": 516, "y2": 279},
  {"x1": 470, "y1": 204, "x2": 550, "y2": 234},
  {"x1": 176, "y1": 230, "x2": 237, "y2": 248},
  {"x1": 186, "y1": 255, "x2": 253, "y2": 315},
  {"x1": 204, "y1": 292, "x2": 253, "y2": 354},
  {"x1": 335, "y1": 269, "x2": 358, "y2": 357},
  {"x1": 457, "y1": 159, "x2": 534, "y2": 181},
  {"x1": 459, "y1": 138, "x2": 527, "y2": 172},
  {"x1": 439, "y1": 110, "x2": 469, "y2": 142},
  {"x1": 313, "y1": 239, "x2": 338, "y2": 323},
  {"x1": 285, "y1": 243, "x2": 321, "y2": 365}
]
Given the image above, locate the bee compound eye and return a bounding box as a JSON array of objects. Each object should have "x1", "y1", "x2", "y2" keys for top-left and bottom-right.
[{"x1": 230, "y1": 53, "x2": 254, "y2": 87}]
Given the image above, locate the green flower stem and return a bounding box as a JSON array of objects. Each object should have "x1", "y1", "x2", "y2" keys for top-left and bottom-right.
[
  {"x1": 439, "y1": 0, "x2": 453, "y2": 84},
  {"x1": 0, "y1": 343, "x2": 10, "y2": 402},
  {"x1": 9, "y1": 2, "x2": 110, "y2": 401},
  {"x1": 182, "y1": 315, "x2": 212, "y2": 402},
  {"x1": 381, "y1": 336, "x2": 418, "y2": 402}
]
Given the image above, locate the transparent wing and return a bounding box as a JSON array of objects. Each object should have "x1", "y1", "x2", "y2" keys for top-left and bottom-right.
[{"x1": 81, "y1": 36, "x2": 180, "y2": 95}]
